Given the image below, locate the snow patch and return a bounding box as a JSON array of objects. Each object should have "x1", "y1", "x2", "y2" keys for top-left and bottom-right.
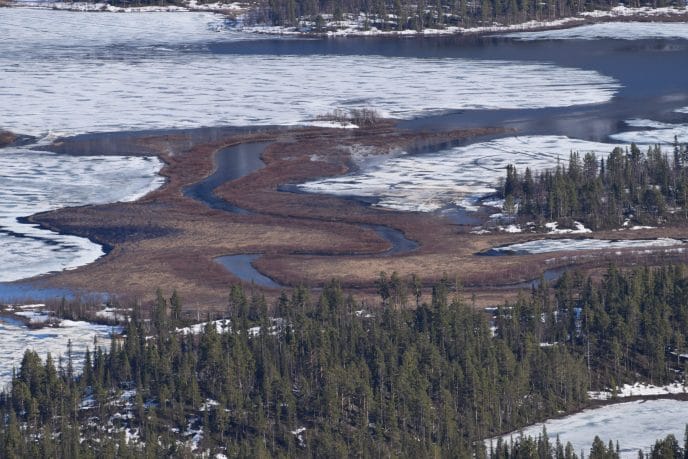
[
  {"x1": 488, "y1": 399, "x2": 688, "y2": 457},
  {"x1": 545, "y1": 221, "x2": 592, "y2": 234},
  {"x1": 588, "y1": 382, "x2": 688, "y2": 400},
  {"x1": 487, "y1": 237, "x2": 685, "y2": 255}
]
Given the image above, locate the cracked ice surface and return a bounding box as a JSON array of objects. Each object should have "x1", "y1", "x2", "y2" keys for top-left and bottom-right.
[
  {"x1": 0, "y1": 148, "x2": 164, "y2": 281},
  {"x1": 0, "y1": 10, "x2": 620, "y2": 136},
  {"x1": 504, "y1": 21, "x2": 688, "y2": 41},
  {"x1": 299, "y1": 136, "x2": 616, "y2": 212}
]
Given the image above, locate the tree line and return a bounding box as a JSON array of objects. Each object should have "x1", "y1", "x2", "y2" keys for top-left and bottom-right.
[
  {"x1": 249, "y1": 0, "x2": 685, "y2": 31},
  {"x1": 500, "y1": 140, "x2": 688, "y2": 230},
  {"x1": 0, "y1": 265, "x2": 686, "y2": 457}
]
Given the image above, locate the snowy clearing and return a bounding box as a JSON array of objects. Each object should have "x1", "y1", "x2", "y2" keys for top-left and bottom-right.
[
  {"x1": 487, "y1": 399, "x2": 688, "y2": 458},
  {"x1": 0, "y1": 314, "x2": 119, "y2": 388}
]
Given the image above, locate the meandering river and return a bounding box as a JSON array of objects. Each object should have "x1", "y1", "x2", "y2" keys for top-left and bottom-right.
[{"x1": 0, "y1": 8, "x2": 686, "y2": 287}]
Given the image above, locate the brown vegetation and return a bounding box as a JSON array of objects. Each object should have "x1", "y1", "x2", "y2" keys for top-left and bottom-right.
[{"x1": 25, "y1": 122, "x2": 688, "y2": 311}]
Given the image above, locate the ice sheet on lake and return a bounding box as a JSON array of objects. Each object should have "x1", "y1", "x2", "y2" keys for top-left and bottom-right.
[
  {"x1": 0, "y1": 315, "x2": 118, "y2": 388},
  {"x1": 611, "y1": 120, "x2": 688, "y2": 145},
  {"x1": 1, "y1": 9, "x2": 237, "y2": 55},
  {"x1": 0, "y1": 10, "x2": 620, "y2": 136},
  {"x1": 488, "y1": 237, "x2": 685, "y2": 255},
  {"x1": 299, "y1": 136, "x2": 615, "y2": 212},
  {"x1": 487, "y1": 399, "x2": 688, "y2": 458},
  {"x1": 505, "y1": 21, "x2": 688, "y2": 41},
  {"x1": 0, "y1": 148, "x2": 164, "y2": 281}
]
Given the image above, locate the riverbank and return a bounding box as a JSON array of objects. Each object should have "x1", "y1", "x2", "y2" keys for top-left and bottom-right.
[
  {"x1": 28, "y1": 123, "x2": 518, "y2": 310},
  {"x1": 17, "y1": 119, "x2": 688, "y2": 312}
]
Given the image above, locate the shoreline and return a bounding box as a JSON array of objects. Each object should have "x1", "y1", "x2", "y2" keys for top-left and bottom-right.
[
  {"x1": 14, "y1": 121, "x2": 687, "y2": 311},
  {"x1": 4, "y1": 2, "x2": 688, "y2": 39}
]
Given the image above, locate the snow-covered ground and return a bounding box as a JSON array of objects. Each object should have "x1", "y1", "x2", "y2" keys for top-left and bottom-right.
[
  {"x1": 487, "y1": 237, "x2": 685, "y2": 255},
  {"x1": 299, "y1": 136, "x2": 615, "y2": 212},
  {"x1": 487, "y1": 399, "x2": 688, "y2": 458},
  {"x1": 0, "y1": 10, "x2": 621, "y2": 137},
  {"x1": 545, "y1": 221, "x2": 592, "y2": 234},
  {"x1": 0, "y1": 148, "x2": 163, "y2": 281},
  {"x1": 589, "y1": 382, "x2": 688, "y2": 400},
  {"x1": 504, "y1": 19, "x2": 688, "y2": 41},
  {"x1": 0, "y1": 313, "x2": 118, "y2": 388}
]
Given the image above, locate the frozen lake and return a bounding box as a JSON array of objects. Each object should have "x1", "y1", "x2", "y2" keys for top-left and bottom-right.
[
  {"x1": 0, "y1": 147, "x2": 163, "y2": 282},
  {"x1": 488, "y1": 399, "x2": 688, "y2": 458},
  {"x1": 0, "y1": 9, "x2": 687, "y2": 281}
]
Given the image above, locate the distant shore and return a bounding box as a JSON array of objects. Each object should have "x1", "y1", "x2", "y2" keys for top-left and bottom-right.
[{"x1": 4, "y1": 1, "x2": 688, "y2": 39}]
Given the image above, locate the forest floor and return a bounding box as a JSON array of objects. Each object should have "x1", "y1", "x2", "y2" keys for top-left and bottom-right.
[{"x1": 24, "y1": 122, "x2": 688, "y2": 313}]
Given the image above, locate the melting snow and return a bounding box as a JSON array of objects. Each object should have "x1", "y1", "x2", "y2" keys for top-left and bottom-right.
[
  {"x1": 0, "y1": 148, "x2": 164, "y2": 282},
  {"x1": 488, "y1": 399, "x2": 688, "y2": 458},
  {"x1": 0, "y1": 9, "x2": 620, "y2": 136},
  {"x1": 0, "y1": 314, "x2": 119, "y2": 388},
  {"x1": 299, "y1": 136, "x2": 615, "y2": 212},
  {"x1": 488, "y1": 237, "x2": 685, "y2": 255},
  {"x1": 506, "y1": 20, "x2": 688, "y2": 41}
]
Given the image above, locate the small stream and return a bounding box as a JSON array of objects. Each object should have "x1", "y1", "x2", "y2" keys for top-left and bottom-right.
[
  {"x1": 215, "y1": 254, "x2": 281, "y2": 289},
  {"x1": 0, "y1": 282, "x2": 75, "y2": 304},
  {"x1": 184, "y1": 142, "x2": 419, "y2": 288},
  {"x1": 183, "y1": 141, "x2": 271, "y2": 214}
]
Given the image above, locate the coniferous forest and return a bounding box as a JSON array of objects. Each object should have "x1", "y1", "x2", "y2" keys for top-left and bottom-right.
[
  {"x1": 1, "y1": 265, "x2": 688, "y2": 457},
  {"x1": 249, "y1": 0, "x2": 686, "y2": 31},
  {"x1": 95, "y1": 0, "x2": 687, "y2": 32},
  {"x1": 501, "y1": 141, "x2": 688, "y2": 230}
]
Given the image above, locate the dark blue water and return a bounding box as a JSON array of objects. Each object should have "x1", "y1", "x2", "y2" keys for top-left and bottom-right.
[
  {"x1": 0, "y1": 283, "x2": 74, "y2": 304},
  {"x1": 209, "y1": 36, "x2": 688, "y2": 141},
  {"x1": 183, "y1": 141, "x2": 272, "y2": 214},
  {"x1": 215, "y1": 254, "x2": 282, "y2": 289}
]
